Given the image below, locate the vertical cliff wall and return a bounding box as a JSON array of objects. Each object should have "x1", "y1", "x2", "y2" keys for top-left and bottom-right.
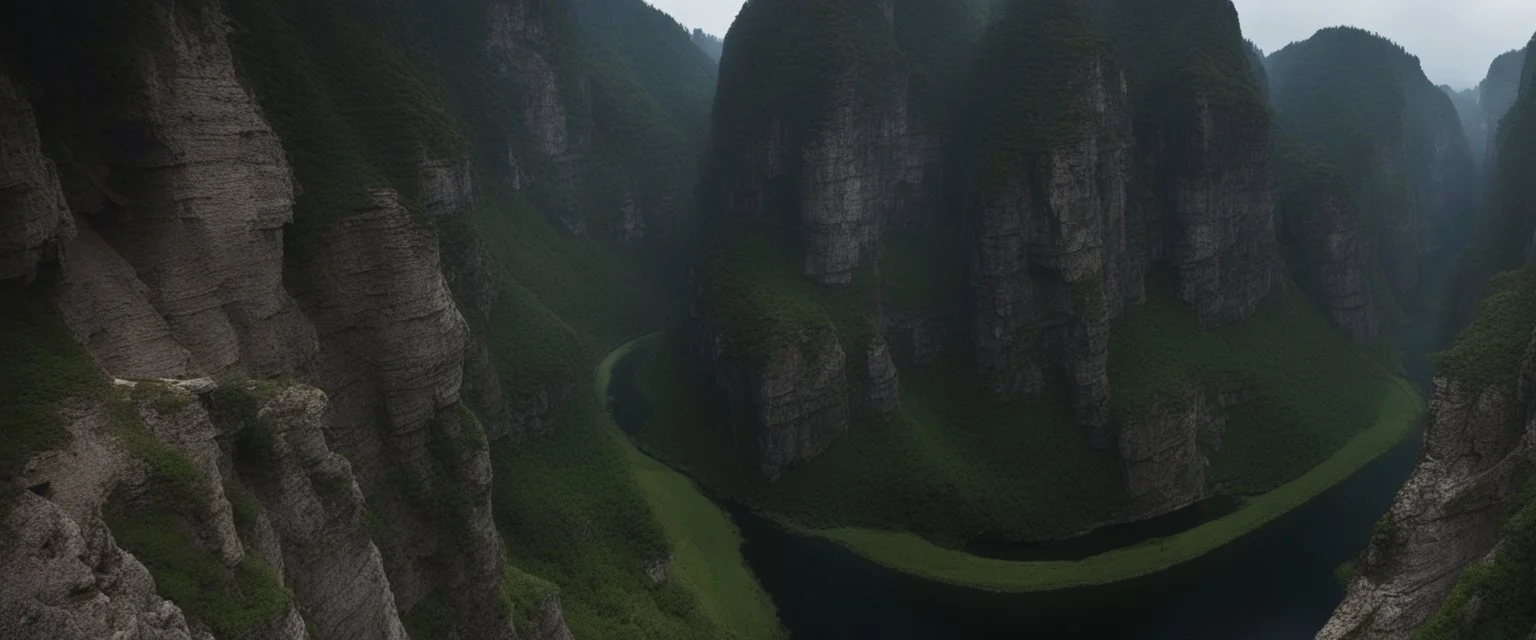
[
  {"x1": 1321, "y1": 33, "x2": 1536, "y2": 640},
  {"x1": 0, "y1": 0, "x2": 747, "y2": 637},
  {"x1": 1268, "y1": 28, "x2": 1476, "y2": 300}
]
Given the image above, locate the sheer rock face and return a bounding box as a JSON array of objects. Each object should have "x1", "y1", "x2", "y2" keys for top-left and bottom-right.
[
  {"x1": 1282, "y1": 182, "x2": 1380, "y2": 341},
  {"x1": 1117, "y1": 383, "x2": 1252, "y2": 517},
  {"x1": 695, "y1": 293, "x2": 902, "y2": 479},
  {"x1": 286, "y1": 190, "x2": 510, "y2": 639},
  {"x1": 1481, "y1": 49, "x2": 1527, "y2": 169},
  {"x1": 0, "y1": 493, "x2": 201, "y2": 640},
  {"x1": 1320, "y1": 336, "x2": 1536, "y2": 640},
  {"x1": 697, "y1": 320, "x2": 852, "y2": 481},
  {"x1": 1163, "y1": 99, "x2": 1280, "y2": 327},
  {"x1": 56, "y1": 220, "x2": 199, "y2": 378},
  {"x1": 60, "y1": 1, "x2": 317, "y2": 379},
  {"x1": 488, "y1": 0, "x2": 587, "y2": 164},
  {"x1": 235, "y1": 386, "x2": 408, "y2": 640},
  {"x1": 799, "y1": 75, "x2": 945, "y2": 284},
  {"x1": 0, "y1": 72, "x2": 74, "y2": 283},
  {"x1": 971, "y1": 56, "x2": 1133, "y2": 446},
  {"x1": 419, "y1": 155, "x2": 477, "y2": 219}
]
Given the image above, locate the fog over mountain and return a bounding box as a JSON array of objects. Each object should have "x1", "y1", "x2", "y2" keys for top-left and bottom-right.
[{"x1": 653, "y1": 0, "x2": 1536, "y2": 87}]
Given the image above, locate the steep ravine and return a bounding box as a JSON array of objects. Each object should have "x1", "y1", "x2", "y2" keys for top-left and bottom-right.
[{"x1": 0, "y1": 0, "x2": 754, "y2": 638}]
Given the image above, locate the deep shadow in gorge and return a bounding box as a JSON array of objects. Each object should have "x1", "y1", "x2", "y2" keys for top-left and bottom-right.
[{"x1": 605, "y1": 250, "x2": 1453, "y2": 639}]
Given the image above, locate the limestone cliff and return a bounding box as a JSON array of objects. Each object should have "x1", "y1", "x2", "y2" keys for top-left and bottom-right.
[
  {"x1": 692, "y1": 0, "x2": 1280, "y2": 489},
  {"x1": 1320, "y1": 328, "x2": 1536, "y2": 639},
  {"x1": 2, "y1": 0, "x2": 736, "y2": 635},
  {"x1": 1479, "y1": 48, "x2": 1527, "y2": 170},
  {"x1": 1277, "y1": 143, "x2": 1380, "y2": 341},
  {"x1": 1268, "y1": 27, "x2": 1477, "y2": 297},
  {"x1": 0, "y1": 72, "x2": 73, "y2": 284},
  {"x1": 967, "y1": 16, "x2": 1132, "y2": 445}
]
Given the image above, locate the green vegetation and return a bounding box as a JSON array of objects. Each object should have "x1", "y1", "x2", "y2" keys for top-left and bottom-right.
[
  {"x1": 403, "y1": 591, "x2": 457, "y2": 640},
  {"x1": 0, "y1": 286, "x2": 102, "y2": 492},
  {"x1": 642, "y1": 278, "x2": 1413, "y2": 548},
  {"x1": 1434, "y1": 265, "x2": 1536, "y2": 390},
  {"x1": 1268, "y1": 26, "x2": 1475, "y2": 299},
  {"x1": 500, "y1": 565, "x2": 561, "y2": 639},
  {"x1": 630, "y1": 444, "x2": 785, "y2": 639},
  {"x1": 1448, "y1": 34, "x2": 1536, "y2": 332},
  {"x1": 1417, "y1": 481, "x2": 1536, "y2": 639},
  {"x1": 966, "y1": 0, "x2": 1117, "y2": 194},
  {"x1": 108, "y1": 392, "x2": 295, "y2": 638},
  {"x1": 1112, "y1": 280, "x2": 1398, "y2": 493},
  {"x1": 800, "y1": 377, "x2": 1418, "y2": 591},
  {"x1": 490, "y1": 362, "x2": 783, "y2": 639}
]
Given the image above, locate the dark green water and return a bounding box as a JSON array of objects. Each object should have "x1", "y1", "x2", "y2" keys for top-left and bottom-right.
[{"x1": 604, "y1": 271, "x2": 1447, "y2": 638}]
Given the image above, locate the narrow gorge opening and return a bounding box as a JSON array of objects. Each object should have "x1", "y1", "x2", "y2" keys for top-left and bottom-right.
[{"x1": 3, "y1": 1, "x2": 1536, "y2": 639}]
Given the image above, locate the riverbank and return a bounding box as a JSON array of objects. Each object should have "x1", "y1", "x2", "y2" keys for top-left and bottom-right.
[
  {"x1": 798, "y1": 375, "x2": 1422, "y2": 592},
  {"x1": 596, "y1": 332, "x2": 785, "y2": 638}
]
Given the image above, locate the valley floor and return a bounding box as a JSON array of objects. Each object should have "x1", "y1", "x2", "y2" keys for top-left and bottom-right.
[{"x1": 801, "y1": 375, "x2": 1421, "y2": 592}]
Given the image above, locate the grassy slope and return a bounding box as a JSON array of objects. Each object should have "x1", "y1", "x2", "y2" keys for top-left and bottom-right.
[
  {"x1": 640, "y1": 281, "x2": 1414, "y2": 551},
  {"x1": 492, "y1": 336, "x2": 782, "y2": 639},
  {"x1": 808, "y1": 374, "x2": 1419, "y2": 592},
  {"x1": 1113, "y1": 281, "x2": 1398, "y2": 494}
]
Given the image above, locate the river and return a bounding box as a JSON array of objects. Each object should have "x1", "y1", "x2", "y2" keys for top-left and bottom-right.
[{"x1": 604, "y1": 268, "x2": 1447, "y2": 638}]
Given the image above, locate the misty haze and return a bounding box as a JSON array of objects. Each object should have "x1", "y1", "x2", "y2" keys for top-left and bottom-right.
[{"x1": 1, "y1": 1, "x2": 1534, "y2": 639}]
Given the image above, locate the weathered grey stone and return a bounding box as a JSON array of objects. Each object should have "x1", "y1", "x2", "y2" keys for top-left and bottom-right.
[
  {"x1": 0, "y1": 494, "x2": 200, "y2": 640},
  {"x1": 235, "y1": 385, "x2": 407, "y2": 640},
  {"x1": 0, "y1": 71, "x2": 74, "y2": 283},
  {"x1": 971, "y1": 56, "x2": 1131, "y2": 446},
  {"x1": 1319, "y1": 337, "x2": 1536, "y2": 639},
  {"x1": 418, "y1": 154, "x2": 476, "y2": 219},
  {"x1": 288, "y1": 190, "x2": 511, "y2": 639},
  {"x1": 56, "y1": 219, "x2": 198, "y2": 379},
  {"x1": 1281, "y1": 175, "x2": 1380, "y2": 341},
  {"x1": 61, "y1": 1, "x2": 318, "y2": 379},
  {"x1": 1164, "y1": 98, "x2": 1279, "y2": 327}
]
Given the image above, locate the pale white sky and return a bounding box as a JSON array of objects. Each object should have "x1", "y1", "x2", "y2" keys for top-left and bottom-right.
[{"x1": 646, "y1": 0, "x2": 1536, "y2": 89}]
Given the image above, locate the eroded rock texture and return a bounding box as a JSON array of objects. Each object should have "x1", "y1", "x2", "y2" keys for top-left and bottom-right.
[
  {"x1": 1319, "y1": 339, "x2": 1536, "y2": 639},
  {"x1": 1161, "y1": 99, "x2": 1279, "y2": 327},
  {"x1": 0, "y1": 72, "x2": 73, "y2": 283},
  {"x1": 48, "y1": 1, "x2": 316, "y2": 379},
  {"x1": 1279, "y1": 156, "x2": 1380, "y2": 341},
  {"x1": 287, "y1": 190, "x2": 512, "y2": 639},
  {"x1": 0, "y1": 494, "x2": 201, "y2": 640},
  {"x1": 970, "y1": 55, "x2": 1133, "y2": 445}
]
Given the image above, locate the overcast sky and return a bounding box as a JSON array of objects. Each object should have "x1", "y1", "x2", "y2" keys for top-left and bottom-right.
[{"x1": 647, "y1": 0, "x2": 1536, "y2": 89}]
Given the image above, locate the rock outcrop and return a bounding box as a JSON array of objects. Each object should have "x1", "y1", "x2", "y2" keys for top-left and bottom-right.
[
  {"x1": 1320, "y1": 366, "x2": 1534, "y2": 639},
  {"x1": 287, "y1": 190, "x2": 511, "y2": 639},
  {"x1": 1277, "y1": 146, "x2": 1380, "y2": 341},
  {"x1": 1480, "y1": 48, "x2": 1528, "y2": 169},
  {"x1": 228, "y1": 384, "x2": 408, "y2": 640},
  {"x1": 1117, "y1": 383, "x2": 1256, "y2": 516},
  {"x1": 0, "y1": 493, "x2": 201, "y2": 640},
  {"x1": 969, "y1": 52, "x2": 1132, "y2": 445},
  {"x1": 49, "y1": 0, "x2": 316, "y2": 380},
  {"x1": 0, "y1": 72, "x2": 73, "y2": 284},
  {"x1": 696, "y1": 318, "x2": 854, "y2": 480}
]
